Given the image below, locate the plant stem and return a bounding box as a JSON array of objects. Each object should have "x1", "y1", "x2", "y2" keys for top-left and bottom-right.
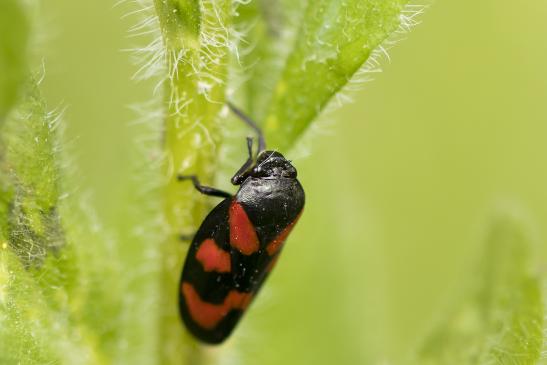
[{"x1": 153, "y1": 1, "x2": 232, "y2": 363}]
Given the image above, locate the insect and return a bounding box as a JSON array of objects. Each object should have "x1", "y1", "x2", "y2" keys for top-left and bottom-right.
[{"x1": 177, "y1": 103, "x2": 305, "y2": 344}]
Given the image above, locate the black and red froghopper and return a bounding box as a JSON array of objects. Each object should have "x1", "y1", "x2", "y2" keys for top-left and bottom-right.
[{"x1": 177, "y1": 103, "x2": 305, "y2": 344}]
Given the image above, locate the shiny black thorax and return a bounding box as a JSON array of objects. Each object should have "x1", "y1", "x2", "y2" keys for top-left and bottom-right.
[{"x1": 236, "y1": 175, "x2": 304, "y2": 246}]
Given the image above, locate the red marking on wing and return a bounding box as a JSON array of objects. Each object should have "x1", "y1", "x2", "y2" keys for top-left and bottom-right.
[
  {"x1": 195, "y1": 238, "x2": 231, "y2": 273},
  {"x1": 229, "y1": 201, "x2": 259, "y2": 255},
  {"x1": 266, "y1": 212, "x2": 302, "y2": 256},
  {"x1": 182, "y1": 282, "x2": 253, "y2": 329}
]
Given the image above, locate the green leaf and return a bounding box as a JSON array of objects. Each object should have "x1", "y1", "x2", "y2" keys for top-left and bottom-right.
[
  {"x1": 415, "y1": 219, "x2": 545, "y2": 365},
  {"x1": 262, "y1": 0, "x2": 410, "y2": 150},
  {"x1": 234, "y1": 0, "x2": 306, "y2": 121},
  {"x1": 0, "y1": 82, "x2": 64, "y2": 267},
  {"x1": 0, "y1": 82, "x2": 110, "y2": 365},
  {"x1": 0, "y1": 0, "x2": 29, "y2": 122}
]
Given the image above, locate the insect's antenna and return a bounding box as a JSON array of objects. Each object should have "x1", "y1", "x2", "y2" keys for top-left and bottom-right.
[{"x1": 227, "y1": 102, "x2": 266, "y2": 153}]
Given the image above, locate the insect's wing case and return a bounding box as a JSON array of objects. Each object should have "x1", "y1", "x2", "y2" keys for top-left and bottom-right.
[
  {"x1": 179, "y1": 198, "x2": 240, "y2": 344},
  {"x1": 236, "y1": 177, "x2": 305, "y2": 246},
  {"x1": 179, "y1": 178, "x2": 305, "y2": 344}
]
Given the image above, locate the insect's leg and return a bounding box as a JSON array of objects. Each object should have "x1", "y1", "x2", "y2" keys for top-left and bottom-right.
[
  {"x1": 227, "y1": 102, "x2": 265, "y2": 154},
  {"x1": 230, "y1": 137, "x2": 254, "y2": 185},
  {"x1": 245, "y1": 136, "x2": 253, "y2": 159},
  {"x1": 177, "y1": 175, "x2": 232, "y2": 199}
]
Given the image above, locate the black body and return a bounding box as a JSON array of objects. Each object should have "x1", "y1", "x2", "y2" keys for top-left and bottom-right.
[{"x1": 178, "y1": 105, "x2": 305, "y2": 344}]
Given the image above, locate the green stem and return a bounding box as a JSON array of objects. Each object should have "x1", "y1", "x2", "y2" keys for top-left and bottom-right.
[{"x1": 153, "y1": 0, "x2": 232, "y2": 363}]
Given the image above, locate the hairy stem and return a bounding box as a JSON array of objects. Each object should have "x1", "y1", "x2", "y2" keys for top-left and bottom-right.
[{"x1": 153, "y1": 0, "x2": 232, "y2": 363}]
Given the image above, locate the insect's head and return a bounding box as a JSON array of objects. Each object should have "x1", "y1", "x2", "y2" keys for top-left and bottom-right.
[
  {"x1": 251, "y1": 150, "x2": 297, "y2": 179},
  {"x1": 231, "y1": 150, "x2": 297, "y2": 185}
]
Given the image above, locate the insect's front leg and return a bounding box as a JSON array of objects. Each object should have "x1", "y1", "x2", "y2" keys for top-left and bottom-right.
[
  {"x1": 177, "y1": 175, "x2": 233, "y2": 199},
  {"x1": 227, "y1": 102, "x2": 265, "y2": 153}
]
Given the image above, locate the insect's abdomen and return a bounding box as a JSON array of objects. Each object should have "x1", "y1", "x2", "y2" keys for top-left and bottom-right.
[{"x1": 179, "y1": 178, "x2": 304, "y2": 344}]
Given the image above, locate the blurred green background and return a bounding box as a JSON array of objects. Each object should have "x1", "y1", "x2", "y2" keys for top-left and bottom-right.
[{"x1": 41, "y1": 0, "x2": 547, "y2": 364}]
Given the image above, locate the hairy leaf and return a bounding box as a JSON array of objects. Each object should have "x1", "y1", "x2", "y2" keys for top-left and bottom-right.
[
  {"x1": 263, "y1": 0, "x2": 409, "y2": 150},
  {"x1": 0, "y1": 82, "x2": 110, "y2": 365}
]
